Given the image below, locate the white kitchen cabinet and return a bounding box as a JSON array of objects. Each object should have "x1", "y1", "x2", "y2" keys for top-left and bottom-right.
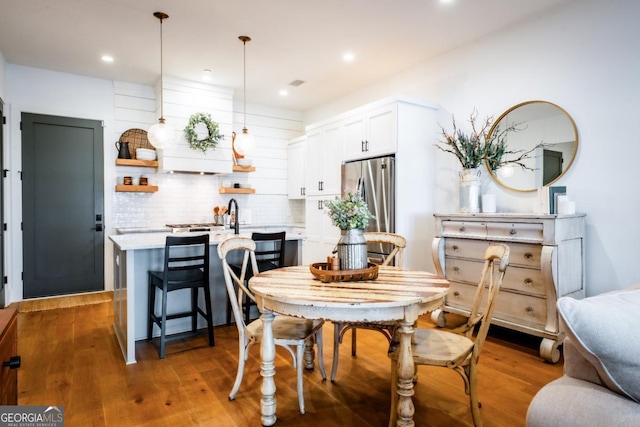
[
  {"x1": 288, "y1": 137, "x2": 306, "y2": 199},
  {"x1": 343, "y1": 103, "x2": 397, "y2": 161},
  {"x1": 302, "y1": 196, "x2": 341, "y2": 265},
  {"x1": 305, "y1": 121, "x2": 342, "y2": 196},
  {"x1": 431, "y1": 213, "x2": 586, "y2": 363}
]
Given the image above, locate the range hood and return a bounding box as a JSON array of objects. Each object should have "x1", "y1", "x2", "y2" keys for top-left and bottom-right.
[{"x1": 157, "y1": 143, "x2": 233, "y2": 174}]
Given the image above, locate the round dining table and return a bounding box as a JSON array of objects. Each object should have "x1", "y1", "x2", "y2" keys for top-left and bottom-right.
[{"x1": 249, "y1": 265, "x2": 449, "y2": 427}]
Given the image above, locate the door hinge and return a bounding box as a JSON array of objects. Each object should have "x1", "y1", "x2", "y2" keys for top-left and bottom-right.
[
  {"x1": 21, "y1": 222, "x2": 23, "y2": 231},
  {"x1": 21, "y1": 272, "x2": 24, "y2": 281},
  {"x1": 3, "y1": 276, "x2": 7, "y2": 285},
  {"x1": 3, "y1": 223, "x2": 6, "y2": 231},
  {"x1": 2, "y1": 169, "x2": 8, "y2": 178},
  {"x1": 2, "y1": 116, "x2": 5, "y2": 125},
  {"x1": 20, "y1": 121, "x2": 22, "y2": 131}
]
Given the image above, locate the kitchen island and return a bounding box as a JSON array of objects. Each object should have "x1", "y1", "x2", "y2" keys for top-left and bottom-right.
[{"x1": 109, "y1": 228, "x2": 305, "y2": 364}]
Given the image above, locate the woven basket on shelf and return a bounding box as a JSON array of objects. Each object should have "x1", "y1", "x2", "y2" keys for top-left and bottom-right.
[{"x1": 118, "y1": 128, "x2": 155, "y2": 159}]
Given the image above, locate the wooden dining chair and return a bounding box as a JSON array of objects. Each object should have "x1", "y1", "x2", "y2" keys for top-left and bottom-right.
[
  {"x1": 331, "y1": 231, "x2": 407, "y2": 381},
  {"x1": 387, "y1": 243, "x2": 510, "y2": 427},
  {"x1": 217, "y1": 236, "x2": 326, "y2": 414}
]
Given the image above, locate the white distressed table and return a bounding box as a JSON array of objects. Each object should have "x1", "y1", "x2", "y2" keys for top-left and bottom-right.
[{"x1": 249, "y1": 265, "x2": 449, "y2": 426}]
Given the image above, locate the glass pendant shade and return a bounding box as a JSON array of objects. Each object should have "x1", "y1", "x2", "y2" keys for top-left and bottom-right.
[
  {"x1": 148, "y1": 119, "x2": 174, "y2": 149},
  {"x1": 234, "y1": 127, "x2": 254, "y2": 156}
]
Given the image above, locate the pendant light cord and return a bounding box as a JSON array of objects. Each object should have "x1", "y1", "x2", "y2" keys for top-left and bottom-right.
[
  {"x1": 243, "y1": 38, "x2": 246, "y2": 129},
  {"x1": 154, "y1": 12, "x2": 169, "y2": 123},
  {"x1": 239, "y1": 36, "x2": 251, "y2": 131},
  {"x1": 159, "y1": 15, "x2": 164, "y2": 121}
]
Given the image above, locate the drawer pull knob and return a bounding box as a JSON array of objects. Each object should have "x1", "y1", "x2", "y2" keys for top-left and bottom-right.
[
  {"x1": 459, "y1": 226, "x2": 465, "y2": 232},
  {"x1": 453, "y1": 291, "x2": 460, "y2": 297},
  {"x1": 453, "y1": 266, "x2": 460, "y2": 273},
  {"x1": 3, "y1": 355, "x2": 21, "y2": 370},
  {"x1": 524, "y1": 252, "x2": 533, "y2": 260},
  {"x1": 524, "y1": 278, "x2": 533, "y2": 287},
  {"x1": 509, "y1": 229, "x2": 517, "y2": 235},
  {"x1": 525, "y1": 306, "x2": 534, "y2": 313},
  {"x1": 452, "y1": 245, "x2": 459, "y2": 251}
]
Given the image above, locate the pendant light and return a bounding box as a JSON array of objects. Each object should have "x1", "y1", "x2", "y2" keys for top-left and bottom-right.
[
  {"x1": 234, "y1": 35, "x2": 254, "y2": 157},
  {"x1": 148, "y1": 11, "x2": 174, "y2": 149}
]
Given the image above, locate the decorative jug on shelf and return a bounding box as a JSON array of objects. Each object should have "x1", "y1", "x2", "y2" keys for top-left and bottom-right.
[{"x1": 115, "y1": 141, "x2": 131, "y2": 159}]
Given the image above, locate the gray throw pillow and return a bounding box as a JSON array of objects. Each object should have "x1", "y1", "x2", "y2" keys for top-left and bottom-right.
[{"x1": 557, "y1": 290, "x2": 640, "y2": 403}]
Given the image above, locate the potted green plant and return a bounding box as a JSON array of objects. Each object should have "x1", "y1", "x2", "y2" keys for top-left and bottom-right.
[
  {"x1": 325, "y1": 191, "x2": 374, "y2": 270},
  {"x1": 325, "y1": 190, "x2": 375, "y2": 231}
]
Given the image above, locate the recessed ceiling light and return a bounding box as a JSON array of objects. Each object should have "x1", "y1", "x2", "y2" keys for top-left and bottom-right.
[
  {"x1": 101, "y1": 55, "x2": 114, "y2": 63},
  {"x1": 279, "y1": 89, "x2": 288, "y2": 97},
  {"x1": 343, "y1": 52, "x2": 355, "y2": 62}
]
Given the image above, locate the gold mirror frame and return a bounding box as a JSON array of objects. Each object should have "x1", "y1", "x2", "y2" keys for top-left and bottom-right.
[{"x1": 487, "y1": 100, "x2": 578, "y2": 192}]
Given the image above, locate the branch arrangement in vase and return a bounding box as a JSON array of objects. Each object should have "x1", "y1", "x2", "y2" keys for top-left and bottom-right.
[{"x1": 436, "y1": 109, "x2": 541, "y2": 172}]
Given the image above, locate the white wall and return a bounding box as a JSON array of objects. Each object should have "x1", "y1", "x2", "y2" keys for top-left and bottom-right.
[{"x1": 305, "y1": 0, "x2": 640, "y2": 295}]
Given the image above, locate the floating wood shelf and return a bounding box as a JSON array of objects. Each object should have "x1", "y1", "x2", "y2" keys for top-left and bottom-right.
[
  {"x1": 115, "y1": 185, "x2": 158, "y2": 193},
  {"x1": 219, "y1": 187, "x2": 255, "y2": 194},
  {"x1": 233, "y1": 165, "x2": 256, "y2": 172},
  {"x1": 116, "y1": 159, "x2": 158, "y2": 168}
]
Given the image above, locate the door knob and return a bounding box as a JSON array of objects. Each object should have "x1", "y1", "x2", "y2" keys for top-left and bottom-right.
[{"x1": 3, "y1": 355, "x2": 20, "y2": 369}]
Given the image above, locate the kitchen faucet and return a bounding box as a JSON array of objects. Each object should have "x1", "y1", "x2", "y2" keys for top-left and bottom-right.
[{"x1": 228, "y1": 198, "x2": 239, "y2": 234}]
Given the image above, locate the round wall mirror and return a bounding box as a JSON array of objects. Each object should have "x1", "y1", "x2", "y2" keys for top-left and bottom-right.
[{"x1": 487, "y1": 100, "x2": 578, "y2": 192}]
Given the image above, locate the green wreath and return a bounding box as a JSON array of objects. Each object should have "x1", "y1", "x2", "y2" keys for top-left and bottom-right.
[{"x1": 184, "y1": 112, "x2": 223, "y2": 152}]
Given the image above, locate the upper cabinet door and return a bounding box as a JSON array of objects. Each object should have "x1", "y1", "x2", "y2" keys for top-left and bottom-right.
[
  {"x1": 305, "y1": 122, "x2": 342, "y2": 196},
  {"x1": 343, "y1": 103, "x2": 398, "y2": 161},
  {"x1": 287, "y1": 138, "x2": 306, "y2": 199},
  {"x1": 342, "y1": 114, "x2": 367, "y2": 161}
]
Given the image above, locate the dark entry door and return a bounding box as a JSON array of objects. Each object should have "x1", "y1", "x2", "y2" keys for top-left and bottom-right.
[
  {"x1": 22, "y1": 113, "x2": 104, "y2": 298},
  {"x1": 542, "y1": 149, "x2": 563, "y2": 186}
]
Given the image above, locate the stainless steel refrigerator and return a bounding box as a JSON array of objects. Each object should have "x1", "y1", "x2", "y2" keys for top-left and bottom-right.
[{"x1": 341, "y1": 155, "x2": 396, "y2": 265}]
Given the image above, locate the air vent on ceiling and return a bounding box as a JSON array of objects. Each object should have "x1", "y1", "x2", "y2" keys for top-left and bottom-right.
[{"x1": 289, "y1": 79, "x2": 305, "y2": 87}]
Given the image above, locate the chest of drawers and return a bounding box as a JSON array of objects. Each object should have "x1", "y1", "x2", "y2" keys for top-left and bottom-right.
[{"x1": 432, "y1": 213, "x2": 585, "y2": 362}]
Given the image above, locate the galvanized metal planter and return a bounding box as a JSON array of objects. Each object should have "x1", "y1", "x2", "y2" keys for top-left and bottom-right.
[{"x1": 337, "y1": 228, "x2": 368, "y2": 270}]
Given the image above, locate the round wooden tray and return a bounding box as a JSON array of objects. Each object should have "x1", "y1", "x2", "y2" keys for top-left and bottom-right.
[{"x1": 310, "y1": 262, "x2": 379, "y2": 283}]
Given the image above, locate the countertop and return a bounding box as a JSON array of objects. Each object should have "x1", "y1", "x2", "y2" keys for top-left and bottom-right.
[{"x1": 110, "y1": 228, "x2": 306, "y2": 251}]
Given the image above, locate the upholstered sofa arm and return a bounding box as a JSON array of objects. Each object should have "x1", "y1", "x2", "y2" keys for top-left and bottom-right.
[{"x1": 562, "y1": 335, "x2": 602, "y2": 385}]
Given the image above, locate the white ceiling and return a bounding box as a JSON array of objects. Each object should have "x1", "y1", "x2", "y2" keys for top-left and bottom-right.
[{"x1": 0, "y1": 0, "x2": 572, "y2": 112}]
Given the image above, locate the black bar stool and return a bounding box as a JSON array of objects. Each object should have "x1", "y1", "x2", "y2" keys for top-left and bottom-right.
[
  {"x1": 225, "y1": 231, "x2": 286, "y2": 325},
  {"x1": 147, "y1": 234, "x2": 214, "y2": 359}
]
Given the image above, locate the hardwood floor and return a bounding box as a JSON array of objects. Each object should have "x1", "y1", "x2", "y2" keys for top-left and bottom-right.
[{"x1": 17, "y1": 302, "x2": 562, "y2": 426}]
